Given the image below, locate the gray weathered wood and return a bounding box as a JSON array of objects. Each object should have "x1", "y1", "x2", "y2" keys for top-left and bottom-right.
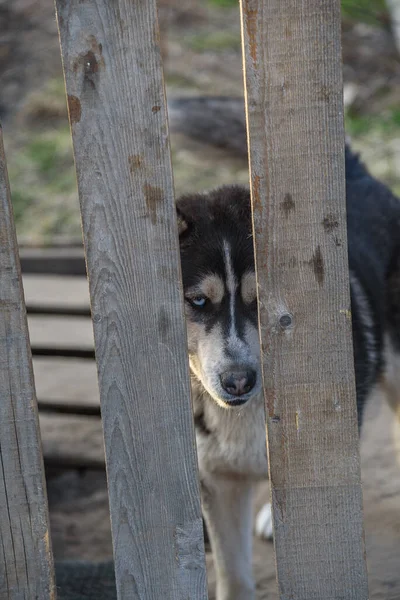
[
  {"x1": 40, "y1": 413, "x2": 105, "y2": 471},
  {"x1": 19, "y1": 247, "x2": 86, "y2": 276},
  {"x1": 33, "y1": 358, "x2": 99, "y2": 405},
  {"x1": 23, "y1": 273, "x2": 90, "y2": 316},
  {"x1": 28, "y1": 315, "x2": 94, "y2": 350},
  {"x1": 240, "y1": 0, "x2": 369, "y2": 598},
  {"x1": 0, "y1": 125, "x2": 56, "y2": 597},
  {"x1": 55, "y1": 1, "x2": 208, "y2": 598}
]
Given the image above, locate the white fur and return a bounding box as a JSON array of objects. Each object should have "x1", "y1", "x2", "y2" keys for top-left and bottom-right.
[
  {"x1": 192, "y1": 380, "x2": 268, "y2": 479},
  {"x1": 255, "y1": 502, "x2": 273, "y2": 540},
  {"x1": 192, "y1": 375, "x2": 267, "y2": 600}
]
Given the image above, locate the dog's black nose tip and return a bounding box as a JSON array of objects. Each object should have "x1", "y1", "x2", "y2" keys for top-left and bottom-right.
[{"x1": 220, "y1": 369, "x2": 256, "y2": 396}]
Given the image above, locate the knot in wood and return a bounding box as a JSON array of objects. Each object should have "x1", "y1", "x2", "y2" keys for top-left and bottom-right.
[{"x1": 279, "y1": 313, "x2": 292, "y2": 329}]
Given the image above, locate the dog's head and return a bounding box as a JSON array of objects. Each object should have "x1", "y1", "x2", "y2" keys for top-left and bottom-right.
[{"x1": 177, "y1": 185, "x2": 262, "y2": 409}]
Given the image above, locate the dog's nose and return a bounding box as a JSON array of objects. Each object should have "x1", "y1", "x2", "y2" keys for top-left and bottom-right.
[{"x1": 220, "y1": 369, "x2": 256, "y2": 396}]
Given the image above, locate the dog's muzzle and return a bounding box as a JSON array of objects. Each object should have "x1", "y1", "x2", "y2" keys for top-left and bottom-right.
[{"x1": 219, "y1": 369, "x2": 257, "y2": 405}]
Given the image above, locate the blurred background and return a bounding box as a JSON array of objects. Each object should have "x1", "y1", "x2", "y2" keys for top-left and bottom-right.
[
  {"x1": 2, "y1": 2, "x2": 400, "y2": 598},
  {"x1": 1, "y1": 0, "x2": 400, "y2": 243}
]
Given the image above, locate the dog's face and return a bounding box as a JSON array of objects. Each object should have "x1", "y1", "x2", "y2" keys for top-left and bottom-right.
[{"x1": 177, "y1": 185, "x2": 262, "y2": 409}]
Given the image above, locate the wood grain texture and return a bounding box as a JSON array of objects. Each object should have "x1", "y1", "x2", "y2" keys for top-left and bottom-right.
[
  {"x1": 55, "y1": 1, "x2": 208, "y2": 598},
  {"x1": 0, "y1": 126, "x2": 55, "y2": 598},
  {"x1": 240, "y1": 1, "x2": 369, "y2": 598}
]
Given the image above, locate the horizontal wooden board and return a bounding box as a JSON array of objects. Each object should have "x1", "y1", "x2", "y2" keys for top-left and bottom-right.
[
  {"x1": 20, "y1": 247, "x2": 86, "y2": 276},
  {"x1": 28, "y1": 315, "x2": 94, "y2": 349},
  {"x1": 23, "y1": 274, "x2": 90, "y2": 316},
  {"x1": 23, "y1": 274, "x2": 90, "y2": 308},
  {"x1": 40, "y1": 413, "x2": 105, "y2": 470},
  {"x1": 33, "y1": 358, "x2": 99, "y2": 405}
]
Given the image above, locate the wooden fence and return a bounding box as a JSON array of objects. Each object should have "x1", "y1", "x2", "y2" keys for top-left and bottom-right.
[{"x1": 0, "y1": 0, "x2": 368, "y2": 598}]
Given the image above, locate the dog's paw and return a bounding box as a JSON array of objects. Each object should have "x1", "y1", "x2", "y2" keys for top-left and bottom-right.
[{"x1": 255, "y1": 502, "x2": 273, "y2": 541}]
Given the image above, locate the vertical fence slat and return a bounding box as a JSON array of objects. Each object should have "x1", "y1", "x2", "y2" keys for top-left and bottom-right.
[
  {"x1": 0, "y1": 125, "x2": 55, "y2": 598},
  {"x1": 240, "y1": 1, "x2": 369, "y2": 598},
  {"x1": 55, "y1": 2, "x2": 208, "y2": 598}
]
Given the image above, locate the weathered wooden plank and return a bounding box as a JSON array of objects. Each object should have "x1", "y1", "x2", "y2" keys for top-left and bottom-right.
[
  {"x1": 28, "y1": 315, "x2": 94, "y2": 350},
  {"x1": 19, "y1": 247, "x2": 86, "y2": 277},
  {"x1": 34, "y1": 358, "x2": 100, "y2": 416},
  {"x1": 240, "y1": 1, "x2": 369, "y2": 598},
  {"x1": 0, "y1": 126, "x2": 56, "y2": 597},
  {"x1": 23, "y1": 274, "x2": 90, "y2": 316},
  {"x1": 40, "y1": 413, "x2": 105, "y2": 470},
  {"x1": 55, "y1": 1, "x2": 208, "y2": 599},
  {"x1": 33, "y1": 359, "x2": 99, "y2": 403}
]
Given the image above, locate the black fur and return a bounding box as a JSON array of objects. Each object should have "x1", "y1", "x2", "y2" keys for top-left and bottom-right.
[{"x1": 346, "y1": 147, "x2": 400, "y2": 424}]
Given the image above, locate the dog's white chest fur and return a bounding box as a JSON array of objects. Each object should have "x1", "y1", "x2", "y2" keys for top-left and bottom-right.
[{"x1": 193, "y1": 389, "x2": 268, "y2": 480}]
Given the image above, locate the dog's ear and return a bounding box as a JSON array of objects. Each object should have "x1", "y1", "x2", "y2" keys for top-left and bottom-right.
[
  {"x1": 176, "y1": 207, "x2": 188, "y2": 235},
  {"x1": 176, "y1": 192, "x2": 207, "y2": 240},
  {"x1": 226, "y1": 186, "x2": 252, "y2": 226},
  {"x1": 176, "y1": 206, "x2": 193, "y2": 239}
]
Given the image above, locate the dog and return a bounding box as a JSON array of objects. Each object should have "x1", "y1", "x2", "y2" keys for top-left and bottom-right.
[{"x1": 176, "y1": 146, "x2": 400, "y2": 600}]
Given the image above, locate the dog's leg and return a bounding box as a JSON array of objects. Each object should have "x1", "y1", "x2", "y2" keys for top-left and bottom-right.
[
  {"x1": 201, "y1": 475, "x2": 255, "y2": 600},
  {"x1": 255, "y1": 502, "x2": 273, "y2": 540}
]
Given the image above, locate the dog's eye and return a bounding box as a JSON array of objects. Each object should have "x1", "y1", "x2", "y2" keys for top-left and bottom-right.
[{"x1": 187, "y1": 296, "x2": 208, "y2": 308}]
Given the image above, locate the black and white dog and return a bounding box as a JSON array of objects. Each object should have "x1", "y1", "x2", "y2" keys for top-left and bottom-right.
[{"x1": 176, "y1": 143, "x2": 400, "y2": 600}]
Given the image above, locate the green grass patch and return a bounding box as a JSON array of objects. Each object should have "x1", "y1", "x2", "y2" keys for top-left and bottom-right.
[
  {"x1": 184, "y1": 30, "x2": 241, "y2": 53},
  {"x1": 7, "y1": 125, "x2": 79, "y2": 240},
  {"x1": 165, "y1": 72, "x2": 198, "y2": 89},
  {"x1": 346, "y1": 107, "x2": 400, "y2": 136},
  {"x1": 10, "y1": 189, "x2": 36, "y2": 223},
  {"x1": 26, "y1": 127, "x2": 74, "y2": 180},
  {"x1": 207, "y1": 0, "x2": 237, "y2": 7},
  {"x1": 341, "y1": 0, "x2": 388, "y2": 26}
]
